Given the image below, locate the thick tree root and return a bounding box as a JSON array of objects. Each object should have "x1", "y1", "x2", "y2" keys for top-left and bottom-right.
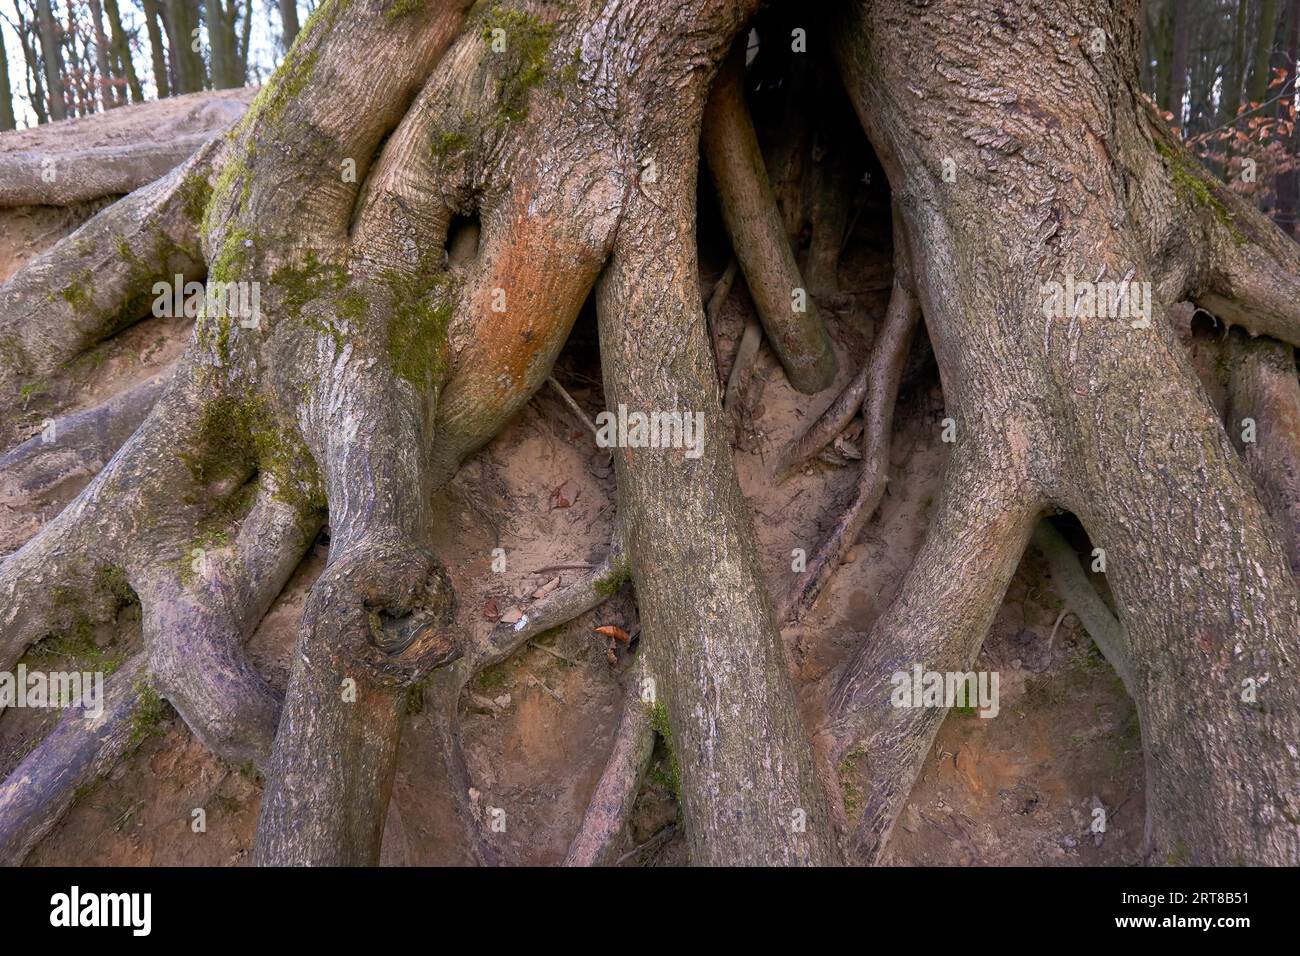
[
  {"x1": 0, "y1": 89, "x2": 251, "y2": 206},
  {"x1": 1031, "y1": 520, "x2": 1133, "y2": 695},
  {"x1": 140, "y1": 482, "x2": 321, "y2": 768},
  {"x1": 702, "y1": 39, "x2": 837, "y2": 395},
  {"x1": 0, "y1": 656, "x2": 147, "y2": 865},
  {"x1": 780, "y1": 235, "x2": 919, "y2": 623},
  {"x1": 598, "y1": 87, "x2": 840, "y2": 863},
  {"x1": 1226, "y1": 331, "x2": 1300, "y2": 576},
  {"x1": 0, "y1": 372, "x2": 169, "y2": 507},
  {"x1": 0, "y1": 152, "x2": 210, "y2": 397},
  {"x1": 822, "y1": 465, "x2": 1041, "y2": 864},
  {"x1": 564, "y1": 654, "x2": 654, "y2": 866}
]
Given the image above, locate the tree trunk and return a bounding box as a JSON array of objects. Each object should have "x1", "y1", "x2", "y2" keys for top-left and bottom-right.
[
  {"x1": 141, "y1": 0, "x2": 171, "y2": 98},
  {"x1": 87, "y1": 0, "x2": 118, "y2": 109},
  {"x1": 163, "y1": 0, "x2": 206, "y2": 94},
  {"x1": 4, "y1": 0, "x2": 1300, "y2": 871},
  {"x1": 1275, "y1": 0, "x2": 1299, "y2": 236},
  {"x1": 1248, "y1": 0, "x2": 1281, "y2": 105},
  {"x1": 826, "y1": 0, "x2": 1300, "y2": 866},
  {"x1": 279, "y1": 0, "x2": 300, "y2": 52},
  {"x1": 35, "y1": 0, "x2": 67, "y2": 121},
  {"x1": 0, "y1": 22, "x2": 16, "y2": 131},
  {"x1": 1167, "y1": 0, "x2": 1191, "y2": 126},
  {"x1": 104, "y1": 0, "x2": 145, "y2": 104}
]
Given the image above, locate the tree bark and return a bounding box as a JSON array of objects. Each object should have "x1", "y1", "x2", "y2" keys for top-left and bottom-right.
[
  {"x1": 828, "y1": 0, "x2": 1300, "y2": 866},
  {"x1": 141, "y1": 0, "x2": 171, "y2": 98},
  {"x1": 35, "y1": 0, "x2": 67, "y2": 121}
]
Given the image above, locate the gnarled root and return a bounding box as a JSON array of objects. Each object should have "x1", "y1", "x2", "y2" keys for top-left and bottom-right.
[
  {"x1": 780, "y1": 227, "x2": 919, "y2": 623},
  {"x1": 822, "y1": 463, "x2": 1041, "y2": 863},
  {"x1": 0, "y1": 656, "x2": 148, "y2": 865},
  {"x1": 598, "y1": 102, "x2": 840, "y2": 864},
  {"x1": 703, "y1": 38, "x2": 836, "y2": 394},
  {"x1": 564, "y1": 654, "x2": 654, "y2": 866},
  {"x1": 0, "y1": 372, "x2": 169, "y2": 507}
]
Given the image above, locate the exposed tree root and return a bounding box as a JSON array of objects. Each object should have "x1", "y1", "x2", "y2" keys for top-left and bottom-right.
[
  {"x1": 564, "y1": 654, "x2": 654, "y2": 866},
  {"x1": 140, "y1": 481, "x2": 321, "y2": 768},
  {"x1": 598, "y1": 88, "x2": 840, "y2": 863},
  {"x1": 0, "y1": 89, "x2": 251, "y2": 206},
  {"x1": 822, "y1": 464, "x2": 1041, "y2": 864},
  {"x1": 0, "y1": 656, "x2": 147, "y2": 866},
  {"x1": 780, "y1": 232, "x2": 918, "y2": 623},
  {"x1": 0, "y1": 151, "x2": 210, "y2": 398},
  {"x1": 703, "y1": 39, "x2": 836, "y2": 395},
  {"x1": 0, "y1": 372, "x2": 169, "y2": 507},
  {"x1": 1031, "y1": 519, "x2": 1133, "y2": 695},
  {"x1": 1225, "y1": 331, "x2": 1300, "y2": 576}
]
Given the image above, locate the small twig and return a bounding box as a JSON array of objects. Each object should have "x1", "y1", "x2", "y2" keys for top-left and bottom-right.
[
  {"x1": 524, "y1": 671, "x2": 565, "y2": 704},
  {"x1": 531, "y1": 562, "x2": 594, "y2": 575},
  {"x1": 546, "y1": 376, "x2": 598, "y2": 437},
  {"x1": 529, "y1": 641, "x2": 580, "y2": 666},
  {"x1": 615, "y1": 823, "x2": 678, "y2": 866}
]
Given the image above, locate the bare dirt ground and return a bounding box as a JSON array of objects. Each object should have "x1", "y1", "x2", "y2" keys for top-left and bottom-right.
[{"x1": 1, "y1": 189, "x2": 1144, "y2": 866}]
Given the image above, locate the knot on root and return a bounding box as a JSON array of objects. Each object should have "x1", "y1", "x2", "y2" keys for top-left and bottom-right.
[{"x1": 306, "y1": 540, "x2": 459, "y2": 687}]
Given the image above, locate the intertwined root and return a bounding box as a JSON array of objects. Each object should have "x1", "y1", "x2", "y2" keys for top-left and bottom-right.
[{"x1": 3, "y1": 0, "x2": 825, "y2": 865}]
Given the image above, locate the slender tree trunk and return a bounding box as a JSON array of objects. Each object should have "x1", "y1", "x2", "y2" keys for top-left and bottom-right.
[
  {"x1": 0, "y1": 23, "x2": 17, "y2": 131},
  {"x1": 1275, "y1": 0, "x2": 1299, "y2": 236},
  {"x1": 104, "y1": 0, "x2": 144, "y2": 104},
  {"x1": 15, "y1": 8, "x2": 50, "y2": 125},
  {"x1": 1167, "y1": 0, "x2": 1191, "y2": 126},
  {"x1": 1248, "y1": 0, "x2": 1281, "y2": 105},
  {"x1": 87, "y1": 0, "x2": 118, "y2": 108},
  {"x1": 163, "y1": 0, "x2": 205, "y2": 93},
  {"x1": 35, "y1": 0, "x2": 67, "y2": 121},
  {"x1": 1221, "y1": 0, "x2": 1249, "y2": 123},
  {"x1": 140, "y1": 0, "x2": 170, "y2": 98},
  {"x1": 278, "y1": 0, "x2": 300, "y2": 52}
]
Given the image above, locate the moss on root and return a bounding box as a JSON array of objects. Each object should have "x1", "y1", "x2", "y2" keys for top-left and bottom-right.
[
  {"x1": 650, "y1": 700, "x2": 681, "y2": 799},
  {"x1": 478, "y1": 3, "x2": 556, "y2": 124},
  {"x1": 128, "y1": 680, "x2": 170, "y2": 747},
  {"x1": 185, "y1": 394, "x2": 326, "y2": 514},
  {"x1": 1156, "y1": 141, "x2": 1246, "y2": 245},
  {"x1": 383, "y1": 270, "x2": 456, "y2": 388}
]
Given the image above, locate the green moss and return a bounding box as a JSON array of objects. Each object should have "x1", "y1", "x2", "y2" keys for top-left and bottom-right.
[
  {"x1": 382, "y1": 268, "x2": 456, "y2": 387},
  {"x1": 1156, "y1": 141, "x2": 1246, "y2": 245},
  {"x1": 386, "y1": 0, "x2": 422, "y2": 18},
  {"x1": 55, "y1": 270, "x2": 95, "y2": 312},
  {"x1": 270, "y1": 253, "x2": 356, "y2": 355},
  {"x1": 95, "y1": 565, "x2": 135, "y2": 606},
  {"x1": 178, "y1": 172, "x2": 213, "y2": 224},
  {"x1": 475, "y1": 662, "x2": 510, "y2": 693},
  {"x1": 431, "y1": 129, "x2": 467, "y2": 159},
  {"x1": 203, "y1": 156, "x2": 251, "y2": 242},
  {"x1": 479, "y1": 3, "x2": 555, "y2": 124},
  {"x1": 594, "y1": 556, "x2": 631, "y2": 598},
  {"x1": 209, "y1": 227, "x2": 254, "y2": 285},
  {"x1": 837, "y1": 746, "x2": 867, "y2": 815},
  {"x1": 185, "y1": 395, "x2": 326, "y2": 514},
  {"x1": 128, "y1": 681, "x2": 170, "y2": 747},
  {"x1": 650, "y1": 701, "x2": 681, "y2": 798}
]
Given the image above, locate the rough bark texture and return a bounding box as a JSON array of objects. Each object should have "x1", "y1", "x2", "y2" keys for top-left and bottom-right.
[
  {"x1": 828, "y1": 0, "x2": 1300, "y2": 866},
  {"x1": 3, "y1": 0, "x2": 1300, "y2": 870}
]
